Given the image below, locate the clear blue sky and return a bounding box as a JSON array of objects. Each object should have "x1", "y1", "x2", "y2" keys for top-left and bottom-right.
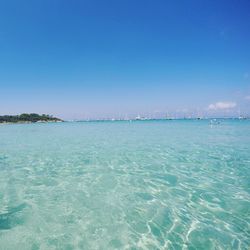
[{"x1": 0, "y1": 0, "x2": 249, "y2": 119}]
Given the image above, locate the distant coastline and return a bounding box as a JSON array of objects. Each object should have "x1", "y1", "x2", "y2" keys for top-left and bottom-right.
[
  {"x1": 67, "y1": 117, "x2": 250, "y2": 122},
  {"x1": 1, "y1": 114, "x2": 249, "y2": 124},
  {"x1": 0, "y1": 113, "x2": 63, "y2": 124}
]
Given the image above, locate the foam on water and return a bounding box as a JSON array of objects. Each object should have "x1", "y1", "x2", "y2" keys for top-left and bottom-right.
[{"x1": 0, "y1": 120, "x2": 249, "y2": 249}]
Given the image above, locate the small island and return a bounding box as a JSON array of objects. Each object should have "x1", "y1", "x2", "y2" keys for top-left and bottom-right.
[{"x1": 0, "y1": 113, "x2": 63, "y2": 123}]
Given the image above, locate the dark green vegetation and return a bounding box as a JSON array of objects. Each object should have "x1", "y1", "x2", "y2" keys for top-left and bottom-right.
[{"x1": 0, "y1": 113, "x2": 63, "y2": 123}]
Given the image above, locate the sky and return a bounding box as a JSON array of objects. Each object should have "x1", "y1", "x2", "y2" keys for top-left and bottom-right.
[{"x1": 0, "y1": 0, "x2": 250, "y2": 119}]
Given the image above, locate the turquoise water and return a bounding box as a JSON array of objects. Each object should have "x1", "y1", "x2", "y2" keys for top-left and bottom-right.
[{"x1": 0, "y1": 120, "x2": 249, "y2": 249}]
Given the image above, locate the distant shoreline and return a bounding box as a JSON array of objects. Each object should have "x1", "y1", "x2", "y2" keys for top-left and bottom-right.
[
  {"x1": 0, "y1": 116, "x2": 249, "y2": 125},
  {"x1": 0, "y1": 113, "x2": 63, "y2": 124},
  {"x1": 68, "y1": 117, "x2": 249, "y2": 122}
]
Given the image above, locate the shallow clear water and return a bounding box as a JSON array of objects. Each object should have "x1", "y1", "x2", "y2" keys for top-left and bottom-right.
[{"x1": 0, "y1": 120, "x2": 249, "y2": 249}]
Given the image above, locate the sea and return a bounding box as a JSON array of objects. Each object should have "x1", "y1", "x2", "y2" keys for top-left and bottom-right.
[{"x1": 0, "y1": 120, "x2": 249, "y2": 249}]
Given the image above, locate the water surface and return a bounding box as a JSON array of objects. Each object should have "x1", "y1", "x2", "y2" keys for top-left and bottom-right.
[{"x1": 0, "y1": 120, "x2": 249, "y2": 249}]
